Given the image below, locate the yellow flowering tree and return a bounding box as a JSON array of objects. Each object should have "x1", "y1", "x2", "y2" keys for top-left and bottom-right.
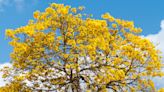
[{"x1": 0, "y1": 3, "x2": 164, "y2": 92}]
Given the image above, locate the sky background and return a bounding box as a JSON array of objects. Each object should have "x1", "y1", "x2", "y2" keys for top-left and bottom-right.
[
  {"x1": 0, "y1": 0, "x2": 164, "y2": 63},
  {"x1": 0, "y1": 0, "x2": 164, "y2": 89}
]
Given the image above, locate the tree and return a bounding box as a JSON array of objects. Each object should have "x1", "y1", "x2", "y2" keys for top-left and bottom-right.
[{"x1": 0, "y1": 3, "x2": 164, "y2": 92}]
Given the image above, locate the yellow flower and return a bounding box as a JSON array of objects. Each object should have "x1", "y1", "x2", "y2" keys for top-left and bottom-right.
[
  {"x1": 5, "y1": 29, "x2": 15, "y2": 38},
  {"x1": 33, "y1": 10, "x2": 40, "y2": 19},
  {"x1": 112, "y1": 23, "x2": 117, "y2": 28},
  {"x1": 63, "y1": 54, "x2": 69, "y2": 59},
  {"x1": 59, "y1": 7, "x2": 69, "y2": 15},
  {"x1": 51, "y1": 3, "x2": 58, "y2": 8},
  {"x1": 45, "y1": 7, "x2": 54, "y2": 14},
  {"x1": 71, "y1": 8, "x2": 77, "y2": 13},
  {"x1": 101, "y1": 13, "x2": 110, "y2": 19},
  {"x1": 78, "y1": 6, "x2": 84, "y2": 11},
  {"x1": 158, "y1": 88, "x2": 164, "y2": 92},
  {"x1": 101, "y1": 13, "x2": 115, "y2": 22}
]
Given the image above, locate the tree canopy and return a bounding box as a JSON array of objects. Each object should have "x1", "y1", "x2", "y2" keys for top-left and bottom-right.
[{"x1": 0, "y1": 3, "x2": 164, "y2": 92}]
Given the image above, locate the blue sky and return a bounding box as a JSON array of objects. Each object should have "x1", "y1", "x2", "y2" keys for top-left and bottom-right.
[
  {"x1": 0, "y1": 0, "x2": 164, "y2": 63},
  {"x1": 0, "y1": 0, "x2": 164, "y2": 89}
]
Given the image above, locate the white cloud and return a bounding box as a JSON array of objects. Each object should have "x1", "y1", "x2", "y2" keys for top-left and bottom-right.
[
  {"x1": 0, "y1": 63, "x2": 11, "y2": 87},
  {"x1": 145, "y1": 20, "x2": 164, "y2": 89},
  {"x1": 146, "y1": 20, "x2": 164, "y2": 56}
]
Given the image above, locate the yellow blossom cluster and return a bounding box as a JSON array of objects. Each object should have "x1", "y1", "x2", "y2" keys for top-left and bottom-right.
[{"x1": 1, "y1": 3, "x2": 163, "y2": 92}]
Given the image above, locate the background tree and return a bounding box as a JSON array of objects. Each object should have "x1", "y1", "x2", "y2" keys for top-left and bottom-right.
[{"x1": 0, "y1": 3, "x2": 164, "y2": 92}]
